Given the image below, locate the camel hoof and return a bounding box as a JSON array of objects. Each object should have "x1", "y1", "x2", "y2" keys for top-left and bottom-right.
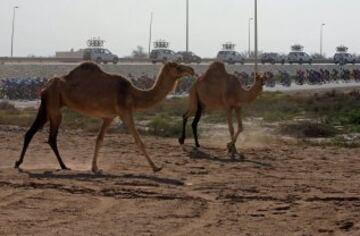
[
  {"x1": 93, "y1": 169, "x2": 104, "y2": 175},
  {"x1": 14, "y1": 161, "x2": 21, "y2": 169},
  {"x1": 61, "y1": 166, "x2": 71, "y2": 171},
  {"x1": 227, "y1": 143, "x2": 238, "y2": 155},
  {"x1": 227, "y1": 142, "x2": 234, "y2": 152},
  {"x1": 178, "y1": 137, "x2": 185, "y2": 145},
  {"x1": 152, "y1": 165, "x2": 163, "y2": 173},
  {"x1": 91, "y1": 166, "x2": 101, "y2": 173},
  {"x1": 231, "y1": 153, "x2": 245, "y2": 161}
]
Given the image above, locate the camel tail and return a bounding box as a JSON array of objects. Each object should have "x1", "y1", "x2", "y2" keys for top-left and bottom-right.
[{"x1": 15, "y1": 92, "x2": 49, "y2": 168}]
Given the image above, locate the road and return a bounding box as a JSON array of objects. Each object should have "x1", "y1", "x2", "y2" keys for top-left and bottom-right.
[{"x1": 0, "y1": 56, "x2": 347, "y2": 64}]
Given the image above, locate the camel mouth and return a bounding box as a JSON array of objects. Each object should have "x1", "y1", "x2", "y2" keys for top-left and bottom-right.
[
  {"x1": 182, "y1": 71, "x2": 195, "y2": 77},
  {"x1": 182, "y1": 68, "x2": 195, "y2": 78}
]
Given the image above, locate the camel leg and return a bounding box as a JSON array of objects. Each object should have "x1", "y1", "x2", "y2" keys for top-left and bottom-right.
[
  {"x1": 15, "y1": 102, "x2": 48, "y2": 168},
  {"x1": 231, "y1": 107, "x2": 244, "y2": 159},
  {"x1": 225, "y1": 108, "x2": 235, "y2": 153},
  {"x1": 179, "y1": 88, "x2": 199, "y2": 146},
  {"x1": 121, "y1": 112, "x2": 162, "y2": 172},
  {"x1": 48, "y1": 113, "x2": 69, "y2": 170},
  {"x1": 178, "y1": 113, "x2": 188, "y2": 145},
  {"x1": 191, "y1": 104, "x2": 203, "y2": 148},
  {"x1": 91, "y1": 118, "x2": 113, "y2": 173}
]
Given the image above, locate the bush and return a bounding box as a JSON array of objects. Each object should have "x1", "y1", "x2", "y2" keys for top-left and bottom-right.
[
  {"x1": 279, "y1": 121, "x2": 339, "y2": 138},
  {"x1": 0, "y1": 101, "x2": 17, "y2": 111},
  {"x1": 146, "y1": 114, "x2": 194, "y2": 138},
  {"x1": 345, "y1": 110, "x2": 360, "y2": 125},
  {"x1": 62, "y1": 108, "x2": 100, "y2": 132}
]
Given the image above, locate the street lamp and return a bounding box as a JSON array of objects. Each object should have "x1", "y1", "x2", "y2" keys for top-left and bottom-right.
[
  {"x1": 148, "y1": 12, "x2": 153, "y2": 57},
  {"x1": 186, "y1": 0, "x2": 189, "y2": 52},
  {"x1": 320, "y1": 23, "x2": 326, "y2": 57},
  {"x1": 248, "y1": 17, "x2": 253, "y2": 58},
  {"x1": 11, "y1": 6, "x2": 19, "y2": 57},
  {"x1": 254, "y1": 0, "x2": 258, "y2": 76}
]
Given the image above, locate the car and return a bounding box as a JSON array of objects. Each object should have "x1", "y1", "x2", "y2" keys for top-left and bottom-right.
[
  {"x1": 287, "y1": 52, "x2": 312, "y2": 64},
  {"x1": 150, "y1": 49, "x2": 183, "y2": 63},
  {"x1": 83, "y1": 48, "x2": 119, "y2": 64},
  {"x1": 216, "y1": 50, "x2": 245, "y2": 64},
  {"x1": 261, "y1": 53, "x2": 285, "y2": 64},
  {"x1": 176, "y1": 51, "x2": 201, "y2": 64},
  {"x1": 334, "y1": 53, "x2": 356, "y2": 65}
]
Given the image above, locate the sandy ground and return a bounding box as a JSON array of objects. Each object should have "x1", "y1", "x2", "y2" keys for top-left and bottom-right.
[{"x1": 0, "y1": 124, "x2": 360, "y2": 236}]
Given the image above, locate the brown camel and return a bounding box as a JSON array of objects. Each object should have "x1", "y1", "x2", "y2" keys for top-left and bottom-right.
[
  {"x1": 16, "y1": 62, "x2": 194, "y2": 172},
  {"x1": 178, "y1": 61, "x2": 265, "y2": 158}
]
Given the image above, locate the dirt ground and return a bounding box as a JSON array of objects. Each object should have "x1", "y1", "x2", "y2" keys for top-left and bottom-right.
[{"x1": 0, "y1": 125, "x2": 359, "y2": 236}]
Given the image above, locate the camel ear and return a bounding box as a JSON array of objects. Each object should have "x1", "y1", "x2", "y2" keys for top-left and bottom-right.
[
  {"x1": 168, "y1": 62, "x2": 177, "y2": 67},
  {"x1": 176, "y1": 65, "x2": 183, "y2": 71}
]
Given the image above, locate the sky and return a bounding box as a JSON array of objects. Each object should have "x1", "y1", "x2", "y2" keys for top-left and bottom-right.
[{"x1": 1, "y1": 0, "x2": 360, "y2": 58}]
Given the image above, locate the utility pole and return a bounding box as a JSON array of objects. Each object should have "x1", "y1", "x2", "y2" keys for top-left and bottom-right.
[
  {"x1": 254, "y1": 0, "x2": 258, "y2": 76},
  {"x1": 320, "y1": 23, "x2": 325, "y2": 57},
  {"x1": 248, "y1": 17, "x2": 253, "y2": 58},
  {"x1": 186, "y1": 0, "x2": 189, "y2": 52},
  {"x1": 11, "y1": 6, "x2": 19, "y2": 57},
  {"x1": 148, "y1": 12, "x2": 153, "y2": 57}
]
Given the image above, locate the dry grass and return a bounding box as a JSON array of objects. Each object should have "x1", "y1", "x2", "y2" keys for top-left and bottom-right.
[{"x1": 1, "y1": 90, "x2": 359, "y2": 143}]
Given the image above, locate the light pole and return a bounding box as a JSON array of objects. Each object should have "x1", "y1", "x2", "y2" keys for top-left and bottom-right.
[
  {"x1": 254, "y1": 0, "x2": 258, "y2": 76},
  {"x1": 11, "y1": 6, "x2": 19, "y2": 57},
  {"x1": 186, "y1": 0, "x2": 189, "y2": 52},
  {"x1": 320, "y1": 23, "x2": 325, "y2": 57},
  {"x1": 148, "y1": 12, "x2": 153, "y2": 57},
  {"x1": 248, "y1": 17, "x2": 253, "y2": 58}
]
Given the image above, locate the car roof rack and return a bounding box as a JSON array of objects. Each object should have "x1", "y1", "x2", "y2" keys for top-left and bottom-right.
[
  {"x1": 222, "y1": 42, "x2": 236, "y2": 51},
  {"x1": 87, "y1": 37, "x2": 105, "y2": 48},
  {"x1": 154, "y1": 40, "x2": 169, "y2": 49},
  {"x1": 336, "y1": 45, "x2": 349, "y2": 53}
]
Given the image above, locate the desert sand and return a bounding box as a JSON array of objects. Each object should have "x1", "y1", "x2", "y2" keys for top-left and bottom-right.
[{"x1": 0, "y1": 125, "x2": 359, "y2": 235}]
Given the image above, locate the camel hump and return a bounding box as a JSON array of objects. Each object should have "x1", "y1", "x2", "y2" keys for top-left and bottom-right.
[
  {"x1": 77, "y1": 62, "x2": 101, "y2": 71},
  {"x1": 206, "y1": 61, "x2": 226, "y2": 75},
  {"x1": 67, "y1": 62, "x2": 103, "y2": 77},
  {"x1": 200, "y1": 61, "x2": 227, "y2": 81}
]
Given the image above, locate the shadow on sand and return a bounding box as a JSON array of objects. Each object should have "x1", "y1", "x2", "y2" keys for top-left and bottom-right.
[
  {"x1": 184, "y1": 146, "x2": 273, "y2": 168},
  {"x1": 17, "y1": 169, "x2": 185, "y2": 186}
]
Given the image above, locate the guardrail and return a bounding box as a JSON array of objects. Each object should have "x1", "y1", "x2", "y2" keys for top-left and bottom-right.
[{"x1": 0, "y1": 57, "x2": 353, "y2": 64}]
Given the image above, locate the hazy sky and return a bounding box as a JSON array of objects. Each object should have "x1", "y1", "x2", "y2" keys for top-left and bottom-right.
[{"x1": 1, "y1": 0, "x2": 359, "y2": 57}]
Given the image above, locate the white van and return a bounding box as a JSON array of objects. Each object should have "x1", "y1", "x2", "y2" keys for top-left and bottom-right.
[
  {"x1": 150, "y1": 49, "x2": 183, "y2": 64},
  {"x1": 287, "y1": 52, "x2": 312, "y2": 64},
  {"x1": 216, "y1": 50, "x2": 245, "y2": 64}
]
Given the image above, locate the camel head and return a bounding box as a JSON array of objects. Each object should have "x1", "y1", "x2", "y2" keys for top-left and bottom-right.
[
  {"x1": 256, "y1": 73, "x2": 267, "y2": 86},
  {"x1": 163, "y1": 62, "x2": 195, "y2": 80}
]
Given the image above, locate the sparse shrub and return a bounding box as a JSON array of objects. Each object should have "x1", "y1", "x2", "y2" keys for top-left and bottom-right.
[
  {"x1": 0, "y1": 101, "x2": 17, "y2": 111},
  {"x1": 279, "y1": 121, "x2": 339, "y2": 138},
  {"x1": 175, "y1": 76, "x2": 194, "y2": 94},
  {"x1": 330, "y1": 136, "x2": 360, "y2": 148},
  {"x1": 202, "y1": 112, "x2": 227, "y2": 123},
  {"x1": 62, "y1": 108, "x2": 100, "y2": 132},
  {"x1": 146, "y1": 114, "x2": 194, "y2": 138},
  {"x1": 345, "y1": 110, "x2": 360, "y2": 125}
]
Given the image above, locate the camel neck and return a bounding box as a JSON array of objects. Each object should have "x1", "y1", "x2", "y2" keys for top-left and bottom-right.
[
  {"x1": 242, "y1": 77, "x2": 263, "y2": 102},
  {"x1": 131, "y1": 73, "x2": 176, "y2": 110}
]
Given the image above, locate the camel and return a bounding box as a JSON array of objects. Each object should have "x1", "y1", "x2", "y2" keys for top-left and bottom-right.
[
  {"x1": 16, "y1": 62, "x2": 194, "y2": 172},
  {"x1": 178, "y1": 61, "x2": 265, "y2": 158}
]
